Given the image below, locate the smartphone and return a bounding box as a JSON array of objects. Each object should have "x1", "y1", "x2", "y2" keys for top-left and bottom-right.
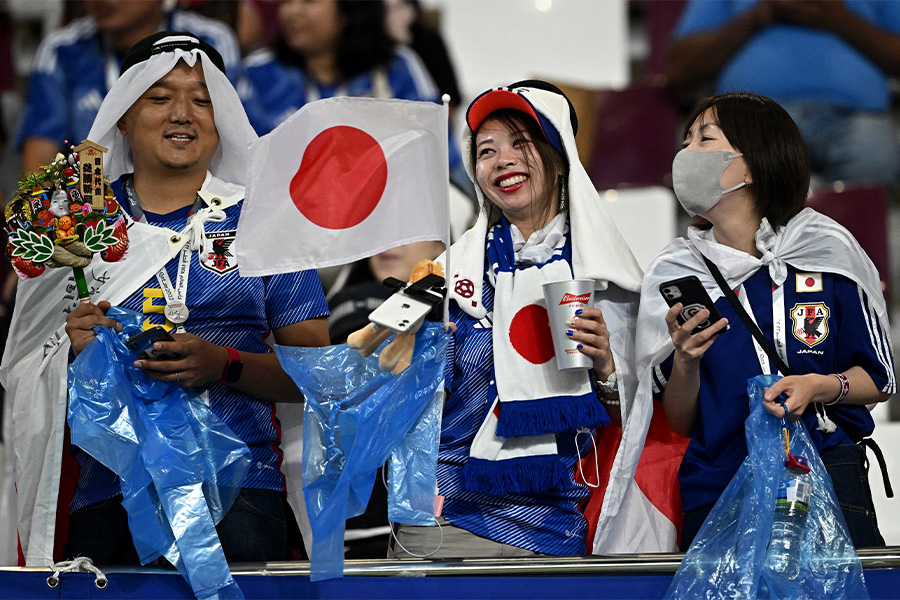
[
  {"x1": 658, "y1": 276, "x2": 725, "y2": 335},
  {"x1": 125, "y1": 326, "x2": 178, "y2": 360}
]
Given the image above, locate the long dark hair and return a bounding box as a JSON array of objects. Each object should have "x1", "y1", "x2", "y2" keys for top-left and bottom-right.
[
  {"x1": 683, "y1": 92, "x2": 810, "y2": 229},
  {"x1": 471, "y1": 109, "x2": 569, "y2": 230},
  {"x1": 273, "y1": 0, "x2": 396, "y2": 81}
]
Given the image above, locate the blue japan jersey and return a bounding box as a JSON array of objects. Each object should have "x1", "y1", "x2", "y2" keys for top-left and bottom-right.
[
  {"x1": 439, "y1": 279, "x2": 592, "y2": 556},
  {"x1": 654, "y1": 266, "x2": 895, "y2": 512},
  {"x1": 70, "y1": 177, "x2": 328, "y2": 512}
]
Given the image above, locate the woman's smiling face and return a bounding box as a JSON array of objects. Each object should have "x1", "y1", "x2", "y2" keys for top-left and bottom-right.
[{"x1": 474, "y1": 114, "x2": 555, "y2": 227}]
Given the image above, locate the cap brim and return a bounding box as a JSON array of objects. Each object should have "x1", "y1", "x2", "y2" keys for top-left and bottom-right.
[
  {"x1": 466, "y1": 89, "x2": 544, "y2": 133},
  {"x1": 465, "y1": 88, "x2": 564, "y2": 156}
]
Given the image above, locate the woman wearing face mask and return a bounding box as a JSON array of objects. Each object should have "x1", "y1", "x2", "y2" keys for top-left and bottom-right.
[
  {"x1": 391, "y1": 81, "x2": 645, "y2": 558},
  {"x1": 635, "y1": 92, "x2": 895, "y2": 551}
]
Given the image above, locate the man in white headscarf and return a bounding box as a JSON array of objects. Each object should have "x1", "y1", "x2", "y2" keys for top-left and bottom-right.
[{"x1": 3, "y1": 31, "x2": 329, "y2": 567}]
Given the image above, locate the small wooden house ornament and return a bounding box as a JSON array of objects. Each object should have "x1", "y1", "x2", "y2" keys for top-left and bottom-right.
[{"x1": 74, "y1": 140, "x2": 108, "y2": 210}]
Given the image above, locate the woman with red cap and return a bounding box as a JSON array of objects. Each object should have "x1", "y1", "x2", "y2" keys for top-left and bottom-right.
[{"x1": 392, "y1": 81, "x2": 646, "y2": 558}]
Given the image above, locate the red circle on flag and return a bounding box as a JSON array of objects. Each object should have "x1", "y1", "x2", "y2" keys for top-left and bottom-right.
[
  {"x1": 290, "y1": 126, "x2": 388, "y2": 229},
  {"x1": 508, "y1": 304, "x2": 555, "y2": 365},
  {"x1": 805, "y1": 277, "x2": 815, "y2": 288}
]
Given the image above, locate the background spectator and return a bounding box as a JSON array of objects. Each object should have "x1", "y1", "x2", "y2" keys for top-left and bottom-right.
[
  {"x1": 15, "y1": 0, "x2": 241, "y2": 176},
  {"x1": 667, "y1": 0, "x2": 900, "y2": 190}
]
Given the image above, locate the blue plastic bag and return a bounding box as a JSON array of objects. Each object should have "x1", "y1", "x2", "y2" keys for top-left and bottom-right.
[
  {"x1": 67, "y1": 306, "x2": 251, "y2": 599},
  {"x1": 387, "y1": 386, "x2": 443, "y2": 526},
  {"x1": 664, "y1": 374, "x2": 868, "y2": 599},
  {"x1": 276, "y1": 321, "x2": 448, "y2": 581}
]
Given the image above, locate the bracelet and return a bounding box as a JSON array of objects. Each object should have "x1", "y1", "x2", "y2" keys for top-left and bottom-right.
[
  {"x1": 590, "y1": 368, "x2": 618, "y2": 397},
  {"x1": 601, "y1": 398, "x2": 621, "y2": 407},
  {"x1": 825, "y1": 373, "x2": 850, "y2": 405}
]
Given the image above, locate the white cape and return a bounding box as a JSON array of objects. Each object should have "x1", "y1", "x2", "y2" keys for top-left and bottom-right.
[{"x1": 0, "y1": 220, "x2": 173, "y2": 565}]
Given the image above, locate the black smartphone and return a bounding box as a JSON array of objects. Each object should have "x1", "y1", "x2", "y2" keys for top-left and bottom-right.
[
  {"x1": 658, "y1": 276, "x2": 725, "y2": 335},
  {"x1": 125, "y1": 326, "x2": 178, "y2": 360}
]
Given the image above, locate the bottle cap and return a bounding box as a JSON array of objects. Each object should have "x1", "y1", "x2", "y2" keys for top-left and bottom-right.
[{"x1": 784, "y1": 455, "x2": 810, "y2": 473}]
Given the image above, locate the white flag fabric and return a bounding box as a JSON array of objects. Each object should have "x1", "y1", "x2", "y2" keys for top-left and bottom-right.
[
  {"x1": 237, "y1": 96, "x2": 449, "y2": 275},
  {"x1": 0, "y1": 220, "x2": 174, "y2": 566}
]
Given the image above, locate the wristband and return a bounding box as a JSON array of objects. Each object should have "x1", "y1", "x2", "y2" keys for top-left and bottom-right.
[
  {"x1": 219, "y1": 346, "x2": 243, "y2": 385},
  {"x1": 825, "y1": 372, "x2": 850, "y2": 405}
]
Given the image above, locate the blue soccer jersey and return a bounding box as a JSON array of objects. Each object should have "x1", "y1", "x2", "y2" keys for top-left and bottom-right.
[
  {"x1": 654, "y1": 266, "x2": 895, "y2": 512},
  {"x1": 438, "y1": 274, "x2": 592, "y2": 556},
  {"x1": 15, "y1": 11, "x2": 241, "y2": 153},
  {"x1": 70, "y1": 175, "x2": 328, "y2": 512}
]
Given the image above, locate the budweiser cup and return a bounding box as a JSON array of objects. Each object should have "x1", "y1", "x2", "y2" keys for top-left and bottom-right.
[{"x1": 542, "y1": 279, "x2": 594, "y2": 371}]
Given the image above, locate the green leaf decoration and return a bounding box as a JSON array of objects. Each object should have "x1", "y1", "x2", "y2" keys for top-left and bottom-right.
[
  {"x1": 83, "y1": 221, "x2": 117, "y2": 252},
  {"x1": 9, "y1": 230, "x2": 53, "y2": 263}
]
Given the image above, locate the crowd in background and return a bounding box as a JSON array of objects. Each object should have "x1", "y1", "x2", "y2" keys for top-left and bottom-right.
[{"x1": 2, "y1": 0, "x2": 900, "y2": 565}]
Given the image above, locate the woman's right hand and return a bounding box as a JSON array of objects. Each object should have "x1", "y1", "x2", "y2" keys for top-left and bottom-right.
[
  {"x1": 65, "y1": 300, "x2": 121, "y2": 358},
  {"x1": 661, "y1": 303, "x2": 728, "y2": 436},
  {"x1": 665, "y1": 303, "x2": 728, "y2": 364}
]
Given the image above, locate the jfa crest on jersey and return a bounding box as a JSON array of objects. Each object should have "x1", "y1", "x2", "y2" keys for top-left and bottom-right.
[
  {"x1": 201, "y1": 230, "x2": 238, "y2": 275},
  {"x1": 790, "y1": 302, "x2": 830, "y2": 347}
]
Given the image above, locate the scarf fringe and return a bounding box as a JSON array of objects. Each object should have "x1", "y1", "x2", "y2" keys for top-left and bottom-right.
[
  {"x1": 494, "y1": 393, "x2": 609, "y2": 438},
  {"x1": 462, "y1": 455, "x2": 571, "y2": 496}
]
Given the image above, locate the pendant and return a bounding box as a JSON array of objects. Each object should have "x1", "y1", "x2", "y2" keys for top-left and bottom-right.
[{"x1": 164, "y1": 301, "x2": 189, "y2": 324}]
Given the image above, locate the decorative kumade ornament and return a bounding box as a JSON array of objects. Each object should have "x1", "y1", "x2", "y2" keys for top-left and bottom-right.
[{"x1": 5, "y1": 141, "x2": 128, "y2": 302}]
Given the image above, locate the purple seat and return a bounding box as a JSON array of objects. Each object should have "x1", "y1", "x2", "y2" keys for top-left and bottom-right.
[
  {"x1": 587, "y1": 83, "x2": 679, "y2": 190},
  {"x1": 805, "y1": 185, "x2": 891, "y2": 303}
]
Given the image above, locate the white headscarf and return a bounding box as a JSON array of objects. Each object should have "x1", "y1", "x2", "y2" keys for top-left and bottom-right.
[
  {"x1": 87, "y1": 33, "x2": 257, "y2": 186},
  {"x1": 446, "y1": 84, "x2": 643, "y2": 319}
]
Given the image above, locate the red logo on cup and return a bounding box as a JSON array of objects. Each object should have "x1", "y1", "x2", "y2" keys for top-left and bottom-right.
[{"x1": 559, "y1": 293, "x2": 591, "y2": 305}]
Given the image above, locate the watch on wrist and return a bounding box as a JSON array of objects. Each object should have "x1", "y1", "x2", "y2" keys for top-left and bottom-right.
[
  {"x1": 591, "y1": 368, "x2": 618, "y2": 396},
  {"x1": 219, "y1": 346, "x2": 243, "y2": 385}
]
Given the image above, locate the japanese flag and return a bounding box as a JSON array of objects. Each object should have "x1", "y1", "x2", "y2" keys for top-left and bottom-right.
[{"x1": 237, "y1": 96, "x2": 449, "y2": 276}]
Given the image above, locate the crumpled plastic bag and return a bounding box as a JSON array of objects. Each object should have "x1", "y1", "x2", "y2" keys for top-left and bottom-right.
[
  {"x1": 664, "y1": 373, "x2": 868, "y2": 599},
  {"x1": 67, "y1": 306, "x2": 251, "y2": 600},
  {"x1": 387, "y1": 386, "x2": 443, "y2": 526},
  {"x1": 276, "y1": 320, "x2": 448, "y2": 581}
]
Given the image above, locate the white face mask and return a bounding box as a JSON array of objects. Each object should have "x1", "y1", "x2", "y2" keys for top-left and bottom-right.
[{"x1": 672, "y1": 148, "x2": 747, "y2": 216}]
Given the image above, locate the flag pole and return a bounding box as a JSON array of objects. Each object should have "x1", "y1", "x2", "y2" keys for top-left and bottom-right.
[{"x1": 441, "y1": 94, "x2": 451, "y2": 331}]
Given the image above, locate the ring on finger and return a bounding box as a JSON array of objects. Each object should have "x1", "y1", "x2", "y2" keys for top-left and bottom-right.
[{"x1": 175, "y1": 372, "x2": 180, "y2": 383}]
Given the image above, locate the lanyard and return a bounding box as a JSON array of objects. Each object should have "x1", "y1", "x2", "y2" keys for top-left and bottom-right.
[
  {"x1": 735, "y1": 281, "x2": 788, "y2": 376},
  {"x1": 123, "y1": 176, "x2": 205, "y2": 332}
]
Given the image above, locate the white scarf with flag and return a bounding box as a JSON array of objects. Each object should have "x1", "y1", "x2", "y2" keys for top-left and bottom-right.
[
  {"x1": 444, "y1": 85, "x2": 657, "y2": 553},
  {"x1": 462, "y1": 215, "x2": 608, "y2": 496},
  {"x1": 237, "y1": 96, "x2": 449, "y2": 274}
]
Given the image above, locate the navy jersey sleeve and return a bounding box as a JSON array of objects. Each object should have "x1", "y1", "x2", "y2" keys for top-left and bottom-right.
[
  {"x1": 263, "y1": 270, "x2": 329, "y2": 329},
  {"x1": 833, "y1": 275, "x2": 896, "y2": 393},
  {"x1": 15, "y1": 45, "x2": 70, "y2": 148},
  {"x1": 652, "y1": 351, "x2": 675, "y2": 395}
]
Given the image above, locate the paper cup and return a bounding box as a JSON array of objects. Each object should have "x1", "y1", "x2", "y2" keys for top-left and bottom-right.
[{"x1": 542, "y1": 279, "x2": 594, "y2": 371}]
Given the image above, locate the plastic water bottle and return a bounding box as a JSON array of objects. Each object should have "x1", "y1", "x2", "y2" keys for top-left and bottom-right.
[{"x1": 764, "y1": 456, "x2": 812, "y2": 579}]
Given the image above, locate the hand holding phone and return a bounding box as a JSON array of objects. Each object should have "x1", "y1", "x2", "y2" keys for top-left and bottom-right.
[
  {"x1": 125, "y1": 326, "x2": 179, "y2": 360},
  {"x1": 659, "y1": 276, "x2": 725, "y2": 335}
]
